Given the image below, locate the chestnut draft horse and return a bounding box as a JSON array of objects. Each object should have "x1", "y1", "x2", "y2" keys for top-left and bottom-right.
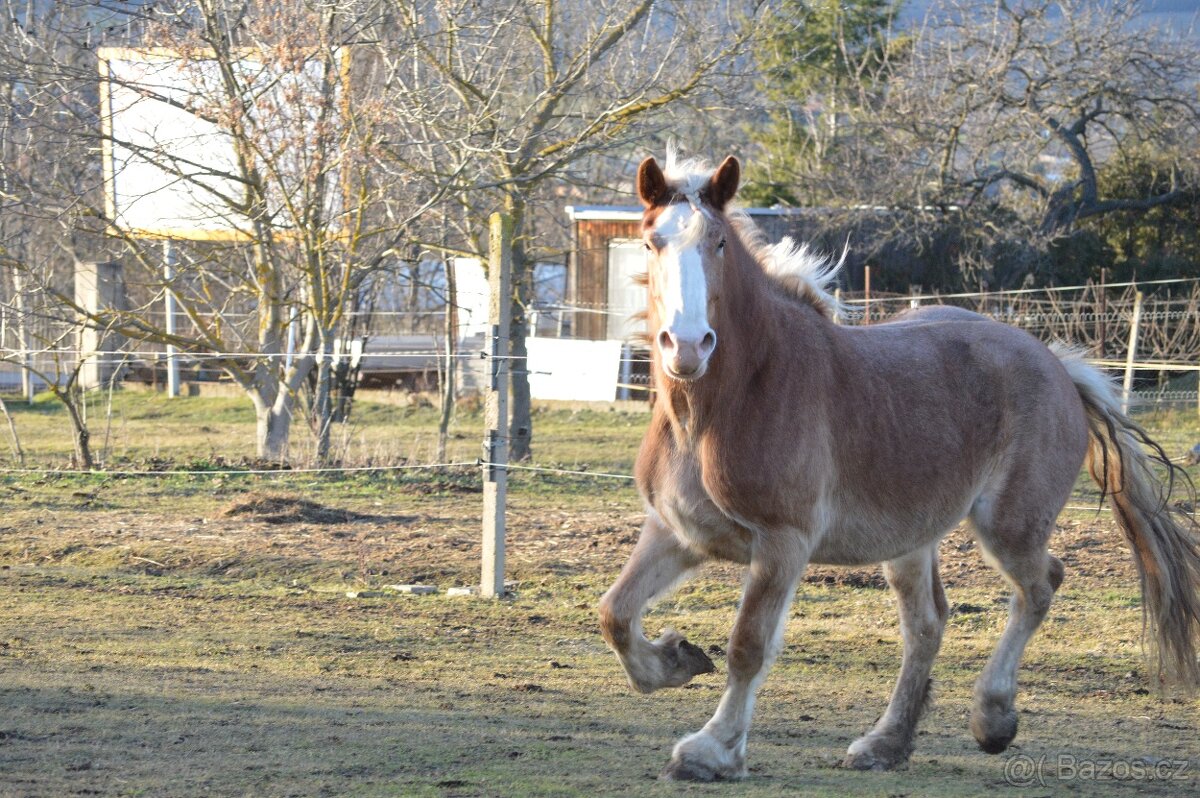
[{"x1": 598, "y1": 152, "x2": 1200, "y2": 781}]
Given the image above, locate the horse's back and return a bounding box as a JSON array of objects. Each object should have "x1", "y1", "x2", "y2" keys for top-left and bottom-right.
[
  {"x1": 850, "y1": 305, "x2": 1073, "y2": 395},
  {"x1": 845, "y1": 304, "x2": 1089, "y2": 453},
  {"x1": 811, "y1": 305, "x2": 1090, "y2": 564},
  {"x1": 882, "y1": 304, "x2": 989, "y2": 326}
]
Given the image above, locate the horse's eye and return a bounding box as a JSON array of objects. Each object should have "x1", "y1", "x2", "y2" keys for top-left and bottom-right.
[
  {"x1": 644, "y1": 242, "x2": 651, "y2": 251},
  {"x1": 717, "y1": 238, "x2": 726, "y2": 250}
]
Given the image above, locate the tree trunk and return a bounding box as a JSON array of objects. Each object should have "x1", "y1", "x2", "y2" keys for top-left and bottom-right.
[
  {"x1": 257, "y1": 401, "x2": 292, "y2": 462},
  {"x1": 313, "y1": 341, "x2": 334, "y2": 464},
  {"x1": 61, "y1": 389, "x2": 93, "y2": 470},
  {"x1": 507, "y1": 202, "x2": 533, "y2": 462},
  {"x1": 0, "y1": 395, "x2": 25, "y2": 466},
  {"x1": 243, "y1": 348, "x2": 316, "y2": 464},
  {"x1": 508, "y1": 292, "x2": 532, "y2": 461},
  {"x1": 437, "y1": 256, "x2": 458, "y2": 464},
  {"x1": 408, "y1": 261, "x2": 421, "y2": 333}
]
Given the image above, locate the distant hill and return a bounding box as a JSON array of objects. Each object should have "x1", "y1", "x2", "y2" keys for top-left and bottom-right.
[{"x1": 900, "y1": 0, "x2": 1199, "y2": 37}]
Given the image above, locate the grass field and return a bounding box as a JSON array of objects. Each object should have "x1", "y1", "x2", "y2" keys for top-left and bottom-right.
[{"x1": 1, "y1": 392, "x2": 1198, "y2": 797}]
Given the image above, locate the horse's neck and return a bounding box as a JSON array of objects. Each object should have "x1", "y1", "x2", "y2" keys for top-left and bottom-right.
[{"x1": 656, "y1": 253, "x2": 828, "y2": 442}]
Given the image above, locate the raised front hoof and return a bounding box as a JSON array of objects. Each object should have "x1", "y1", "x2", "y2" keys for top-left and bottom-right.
[
  {"x1": 842, "y1": 735, "x2": 913, "y2": 771},
  {"x1": 662, "y1": 630, "x2": 716, "y2": 679},
  {"x1": 660, "y1": 732, "x2": 747, "y2": 782},
  {"x1": 630, "y1": 630, "x2": 716, "y2": 693},
  {"x1": 970, "y1": 704, "x2": 1018, "y2": 754}
]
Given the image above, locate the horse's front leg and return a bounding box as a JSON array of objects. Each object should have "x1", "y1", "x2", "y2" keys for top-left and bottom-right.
[
  {"x1": 662, "y1": 536, "x2": 809, "y2": 782},
  {"x1": 599, "y1": 510, "x2": 714, "y2": 694}
]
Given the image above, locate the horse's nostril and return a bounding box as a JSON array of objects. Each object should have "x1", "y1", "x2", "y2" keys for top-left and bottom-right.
[
  {"x1": 700, "y1": 331, "x2": 717, "y2": 355},
  {"x1": 657, "y1": 329, "x2": 674, "y2": 350}
]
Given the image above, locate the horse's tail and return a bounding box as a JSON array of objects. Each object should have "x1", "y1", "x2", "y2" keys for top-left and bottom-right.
[{"x1": 1053, "y1": 344, "x2": 1200, "y2": 689}]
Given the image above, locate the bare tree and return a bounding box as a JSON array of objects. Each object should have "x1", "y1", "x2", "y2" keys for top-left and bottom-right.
[
  {"x1": 0, "y1": 300, "x2": 100, "y2": 469},
  {"x1": 374, "y1": 0, "x2": 768, "y2": 460},
  {"x1": 903, "y1": 1, "x2": 1199, "y2": 232},
  {"x1": 1, "y1": 1, "x2": 449, "y2": 462},
  {"x1": 4, "y1": 0, "x2": 768, "y2": 466},
  {"x1": 879, "y1": 0, "x2": 1200, "y2": 279},
  {"x1": 1, "y1": 1, "x2": 112, "y2": 466}
]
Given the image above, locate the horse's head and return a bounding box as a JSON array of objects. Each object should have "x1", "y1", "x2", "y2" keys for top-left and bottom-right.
[{"x1": 638, "y1": 154, "x2": 740, "y2": 382}]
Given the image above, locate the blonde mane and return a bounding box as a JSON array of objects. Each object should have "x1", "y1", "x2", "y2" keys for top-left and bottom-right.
[
  {"x1": 730, "y1": 213, "x2": 850, "y2": 319},
  {"x1": 663, "y1": 146, "x2": 714, "y2": 206}
]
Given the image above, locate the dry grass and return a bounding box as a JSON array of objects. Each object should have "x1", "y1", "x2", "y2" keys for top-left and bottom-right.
[{"x1": 0, "y1": 398, "x2": 1198, "y2": 796}]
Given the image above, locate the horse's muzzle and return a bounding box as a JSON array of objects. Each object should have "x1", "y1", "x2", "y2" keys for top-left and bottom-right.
[{"x1": 658, "y1": 327, "x2": 716, "y2": 380}]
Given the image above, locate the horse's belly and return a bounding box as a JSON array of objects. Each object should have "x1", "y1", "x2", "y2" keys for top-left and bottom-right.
[
  {"x1": 649, "y1": 451, "x2": 976, "y2": 568},
  {"x1": 809, "y1": 495, "x2": 973, "y2": 566}
]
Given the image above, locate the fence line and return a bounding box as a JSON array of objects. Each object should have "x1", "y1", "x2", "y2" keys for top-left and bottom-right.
[
  {"x1": 2, "y1": 279, "x2": 1198, "y2": 419},
  {"x1": 840, "y1": 275, "x2": 1200, "y2": 303},
  {"x1": 0, "y1": 461, "x2": 477, "y2": 477},
  {"x1": 0, "y1": 456, "x2": 1184, "y2": 495},
  {"x1": 0, "y1": 348, "x2": 511, "y2": 361}
]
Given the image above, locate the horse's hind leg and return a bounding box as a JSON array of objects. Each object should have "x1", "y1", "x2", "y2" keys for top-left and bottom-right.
[
  {"x1": 599, "y1": 510, "x2": 715, "y2": 694},
  {"x1": 970, "y1": 509, "x2": 1065, "y2": 754},
  {"x1": 844, "y1": 542, "x2": 948, "y2": 771}
]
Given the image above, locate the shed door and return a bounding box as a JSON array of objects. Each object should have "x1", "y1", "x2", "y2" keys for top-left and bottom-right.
[{"x1": 607, "y1": 240, "x2": 648, "y2": 341}]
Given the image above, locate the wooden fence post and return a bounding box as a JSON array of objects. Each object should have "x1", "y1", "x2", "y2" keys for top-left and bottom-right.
[
  {"x1": 163, "y1": 239, "x2": 180, "y2": 398},
  {"x1": 863, "y1": 266, "x2": 871, "y2": 325},
  {"x1": 74, "y1": 260, "x2": 126, "y2": 390},
  {"x1": 1121, "y1": 290, "x2": 1143, "y2": 416},
  {"x1": 481, "y1": 212, "x2": 512, "y2": 599},
  {"x1": 12, "y1": 270, "x2": 34, "y2": 403}
]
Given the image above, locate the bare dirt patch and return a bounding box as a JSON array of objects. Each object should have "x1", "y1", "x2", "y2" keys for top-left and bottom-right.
[
  {"x1": 221, "y1": 492, "x2": 395, "y2": 525},
  {"x1": 0, "y1": 484, "x2": 1144, "y2": 592}
]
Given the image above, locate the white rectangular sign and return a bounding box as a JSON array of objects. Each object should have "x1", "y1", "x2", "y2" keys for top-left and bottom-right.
[
  {"x1": 453, "y1": 258, "x2": 490, "y2": 339},
  {"x1": 526, "y1": 337, "x2": 622, "y2": 402},
  {"x1": 98, "y1": 47, "x2": 341, "y2": 240}
]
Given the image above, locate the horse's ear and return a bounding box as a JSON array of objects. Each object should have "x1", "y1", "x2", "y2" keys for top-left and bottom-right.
[
  {"x1": 637, "y1": 157, "x2": 668, "y2": 208},
  {"x1": 707, "y1": 156, "x2": 740, "y2": 209}
]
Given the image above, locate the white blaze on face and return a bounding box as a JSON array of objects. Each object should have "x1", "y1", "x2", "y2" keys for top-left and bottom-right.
[
  {"x1": 655, "y1": 203, "x2": 709, "y2": 341},
  {"x1": 652, "y1": 202, "x2": 716, "y2": 377}
]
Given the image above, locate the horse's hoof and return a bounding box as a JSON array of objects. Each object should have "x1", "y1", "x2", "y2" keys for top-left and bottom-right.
[
  {"x1": 660, "y1": 756, "x2": 720, "y2": 782},
  {"x1": 843, "y1": 736, "x2": 912, "y2": 771},
  {"x1": 622, "y1": 629, "x2": 716, "y2": 693},
  {"x1": 843, "y1": 750, "x2": 882, "y2": 771},
  {"x1": 970, "y1": 703, "x2": 1018, "y2": 754},
  {"x1": 667, "y1": 633, "x2": 716, "y2": 678},
  {"x1": 661, "y1": 731, "x2": 747, "y2": 782},
  {"x1": 842, "y1": 751, "x2": 909, "y2": 771},
  {"x1": 651, "y1": 630, "x2": 715, "y2": 690}
]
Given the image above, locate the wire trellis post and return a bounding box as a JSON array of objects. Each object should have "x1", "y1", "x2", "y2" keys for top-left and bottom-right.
[{"x1": 481, "y1": 212, "x2": 512, "y2": 599}]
